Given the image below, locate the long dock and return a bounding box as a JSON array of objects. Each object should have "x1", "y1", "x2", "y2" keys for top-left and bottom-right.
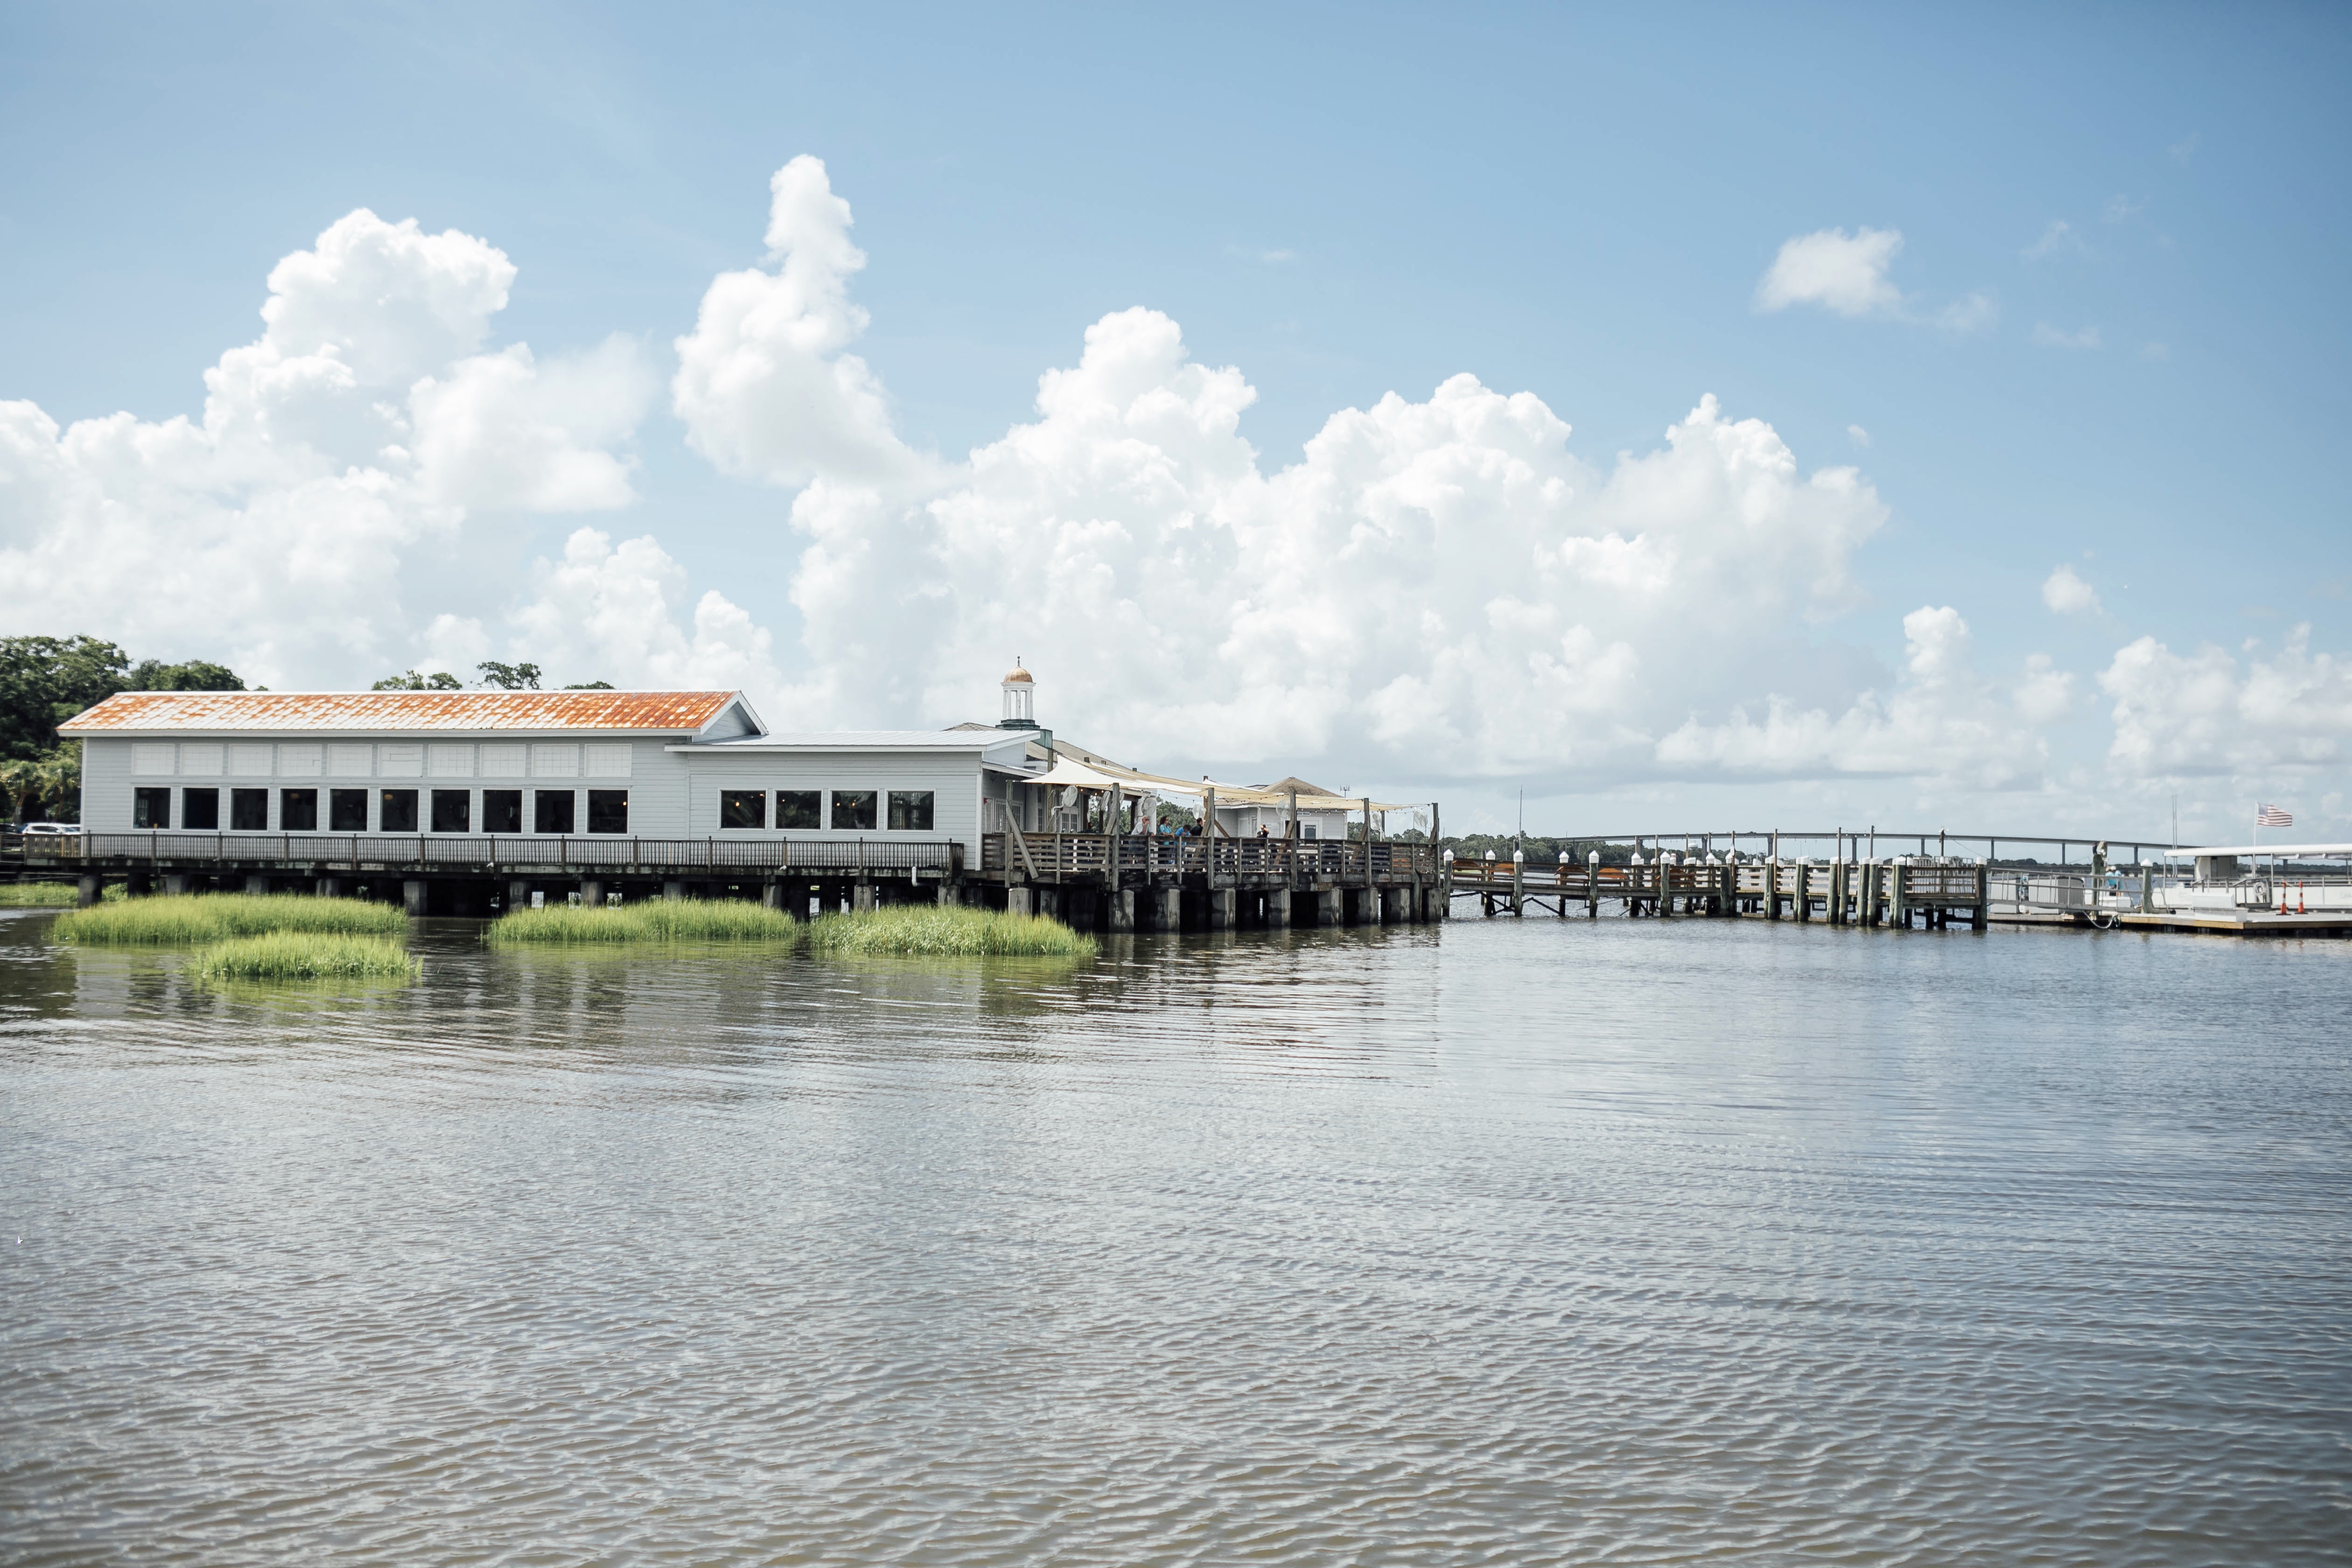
[
  {"x1": 978, "y1": 829, "x2": 1441, "y2": 930},
  {"x1": 1452, "y1": 829, "x2": 2352, "y2": 937},
  {"x1": 1, "y1": 825, "x2": 1444, "y2": 930}
]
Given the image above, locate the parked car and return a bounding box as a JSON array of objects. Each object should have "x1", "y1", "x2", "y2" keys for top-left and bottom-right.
[{"x1": 20, "y1": 823, "x2": 84, "y2": 835}]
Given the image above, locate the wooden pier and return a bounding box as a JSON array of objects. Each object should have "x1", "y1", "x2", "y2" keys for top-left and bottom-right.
[
  {"x1": 979, "y1": 829, "x2": 1443, "y2": 930},
  {"x1": 3, "y1": 828, "x2": 961, "y2": 917},
  {"x1": 1448, "y1": 854, "x2": 1989, "y2": 927},
  {"x1": 1449, "y1": 829, "x2": 2352, "y2": 937}
]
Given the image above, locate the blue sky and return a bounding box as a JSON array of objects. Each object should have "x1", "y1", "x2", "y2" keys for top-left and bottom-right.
[{"x1": 3, "y1": 2, "x2": 2347, "y2": 838}]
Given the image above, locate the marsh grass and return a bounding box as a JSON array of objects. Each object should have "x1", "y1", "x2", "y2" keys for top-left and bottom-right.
[
  {"x1": 195, "y1": 932, "x2": 420, "y2": 982},
  {"x1": 55, "y1": 893, "x2": 408, "y2": 945},
  {"x1": 486, "y1": 898, "x2": 801, "y2": 945},
  {"x1": 485, "y1": 899, "x2": 1095, "y2": 959},
  {"x1": 0, "y1": 882, "x2": 80, "y2": 907},
  {"x1": 805, "y1": 905, "x2": 1098, "y2": 958}
]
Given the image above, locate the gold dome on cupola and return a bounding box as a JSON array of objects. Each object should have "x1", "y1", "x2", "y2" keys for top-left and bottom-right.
[{"x1": 999, "y1": 660, "x2": 1039, "y2": 728}]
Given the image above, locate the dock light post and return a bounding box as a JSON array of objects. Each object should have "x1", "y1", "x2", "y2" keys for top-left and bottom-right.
[{"x1": 1587, "y1": 849, "x2": 1601, "y2": 919}]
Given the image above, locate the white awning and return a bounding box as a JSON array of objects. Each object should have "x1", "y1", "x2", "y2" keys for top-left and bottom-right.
[{"x1": 2162, "y1": 843, "x2": 2352, "y2": 858}]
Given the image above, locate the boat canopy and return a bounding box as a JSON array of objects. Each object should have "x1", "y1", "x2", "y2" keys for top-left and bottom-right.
[{"x1": 2161, "y1": 843, "x2": 2352, "y2": 858}]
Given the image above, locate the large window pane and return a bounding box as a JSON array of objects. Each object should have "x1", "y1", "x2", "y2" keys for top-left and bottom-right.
[
  {"x1": 587, "y1": 790, "x2": 629, "y2": 834},
  {"x1": 280, "y1": 788, "x2": 319, "y2": 831},
  {"x1": 534, "y1": 791, "x2": 575, "y2": 834},
  {"x1": 230, "y1": 788, "x2": 269, "y2": 831},
  {"x1": 775, "y1": 790, "x2": 821, "y2": 830},
  {"x1": 330, "y1": 789, "x2": 368, "y2": 831},
  {"x1": 829, "y1": 790, "x2": 876, "y2": 830},
  {"x1": 182, "y1": 788, "x2": 219, "y2": 830},
  {"x1": 482, "y1": 790, "x2": 523, "y2": 833},
  {"x1": 887, "y1": 791, "x2": 934, "y2": 831},
  {"x1": 380, "y1": 789, "x2": 419, "y2": 833},
  {"x1": 719, "y1": 790, "x2": 767, "y2": 829},
  {"x1": 133, "y1": 787, "x2": 171, "y2": 829},
  {"x1": 430, "y1": 790, "x2": 471, "y2": 833}
]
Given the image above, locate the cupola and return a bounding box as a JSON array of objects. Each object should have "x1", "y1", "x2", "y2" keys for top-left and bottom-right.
[{"x1": 999, "y1": 661, "x2": 1038, "y2": 729}]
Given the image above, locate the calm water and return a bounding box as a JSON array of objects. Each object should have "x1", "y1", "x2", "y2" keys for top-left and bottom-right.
[{"x1": 1, "y1": 909, "x2": 2346, "y2": 1566}]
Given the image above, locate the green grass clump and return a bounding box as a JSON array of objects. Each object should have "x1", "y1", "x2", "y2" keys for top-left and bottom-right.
[
  {"x1": 195, "y1": 932, "x2": 420, "y2": 981},
  {"x1": 0, "y1": 882, "x2": 79, "y2": 907},
  {"x1": 486, "y1": 897, "x2": 801, "y2": 945},
  {"x1": 55, "y1": 893, "x2": 408, "y2": 945},
  {"x1": 805, "y1": 905, "x2": 1097, "y2": 958}
]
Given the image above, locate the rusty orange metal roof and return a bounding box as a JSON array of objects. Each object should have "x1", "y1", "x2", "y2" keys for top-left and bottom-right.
[{"x1": 59, "y1": 690, "x2": 747, "y2": 735}]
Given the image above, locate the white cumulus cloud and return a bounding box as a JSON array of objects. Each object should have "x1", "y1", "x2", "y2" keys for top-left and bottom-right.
[
  {"x1": 0, "y1": 208, "x2": 654, "y2": 686},
  {"x1": 662, "y1": 168, "x2": 2080, "y2": 791},
  {"x1": 2042, "y1": 564, "x2": 2102, "y2": 614},
  {"x1": 2100, "y1": 626, "x2": 2352, "y2": 777},
  {"x1": 1653, "y1": 607, "x2": 2047, "y2": 791},
  {"x1": 1755, "y1": 226, "x2": 1906, "y2": 317},
  {"x1": 671, "y1": 155, "x2": 931, "y2": 490}
]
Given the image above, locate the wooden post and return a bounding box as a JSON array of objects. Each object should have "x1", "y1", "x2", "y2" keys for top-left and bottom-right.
[
  {"x1": 1430, "y1": 800, "x2": 1443, "y2": 919},
  {"x1": 1203, "y1": 784, "x2": 1217, "y2": 889},
  {"x1": 1107, "y1": 785, "x2": 1122, "y2": 905},
  {"x1": 1586, "y1": 850, "x2": 1600, "y2": 919}
]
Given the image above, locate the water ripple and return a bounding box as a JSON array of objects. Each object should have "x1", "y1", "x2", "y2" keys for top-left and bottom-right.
[{"x1": 0, "y1": 914, "x2": 2346, "y2": 1564}]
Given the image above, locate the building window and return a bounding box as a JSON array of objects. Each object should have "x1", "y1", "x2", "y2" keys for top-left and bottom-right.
[
  {"x1": 720, "y1": 790, "x2": 767, "y2": 829},
  {"x1": 430, "y1": 790, "x2": 471, "y2": 833},
  {"x1": 829, "y1": 790, "x2": 876, "y2": 830},
  {"x1": 380, "y1": 789, "x2": 420, "y2": 833},
  {"x1": 534, "y1": 791, "x2": 575, "y2": 834},
  {"x1": 281, "y1": 789, "x2": 319, "y2": 832},
  {"x1": 583, "y1": 743, "x2": 632, "y2": 778},
  {"x1": 133, "y1": 787, "x2": 171, "y2": 829},
  {"x1": 182, "y1": 788, "x2": 219, "y2": 830},
  {"x1": 775, "y1": 790, "x2": 821, "y2": 830},
  {"x1": 483, "y1": 790, "x2": 522, "y2": 833},
  {"x1": 587, "y1": 790, "x2": 629, "y2": 834},
  {"x1": 888, "y1": 791, "x2": 935, "y2": 831},
  {"x1": 1302, "y1": 825, "x2": 1318, "y2": 840},
  {"x1": 330, "y1": 789, "x2": 369, "y2": 831},
  {"x1": 231, "y1": 789, "x2": 270, "y2": 831}
]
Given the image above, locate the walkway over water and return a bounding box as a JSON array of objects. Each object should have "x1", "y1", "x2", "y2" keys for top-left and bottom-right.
[{"x1": 1455, "y1": 829, "x2": 2352, "y2": 936}]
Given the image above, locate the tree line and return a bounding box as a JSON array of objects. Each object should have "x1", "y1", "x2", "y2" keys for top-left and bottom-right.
[{"x1": 2, "y1": 637, "x2": 612, "y2": 825}]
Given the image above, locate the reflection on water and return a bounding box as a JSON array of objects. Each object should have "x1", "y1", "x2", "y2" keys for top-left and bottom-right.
[{"x1": 1, "y1": 906, "x2": 2347, "y2": 1565}]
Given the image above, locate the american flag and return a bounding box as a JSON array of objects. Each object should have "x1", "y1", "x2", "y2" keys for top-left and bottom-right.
[{"x1": 2257, "y1": 804, "x2": 2293, "y2": 827}]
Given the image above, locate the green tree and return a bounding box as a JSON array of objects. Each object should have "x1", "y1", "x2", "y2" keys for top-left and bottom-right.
[
  {"x1": 126, "y1": 658, "x2": 245, "y2": 693},
  {"x1": 563, "y1": 679, "x2": 616, "y2": 690},
  {"x1": 476, "y1": 660, "x2": 542, "y2": 690},
  {"x1": 0, "y1": 635, "x2": 130, "y2": 759},
  {"x1": 371, "y1": 670, "x2": 462, "y2": 691},
  {"x1": 0, "y1": 637, "x2": 244, "y2": 823}
]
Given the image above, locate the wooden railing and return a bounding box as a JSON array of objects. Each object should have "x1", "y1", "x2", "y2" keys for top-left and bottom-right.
[
  {"x1": 1449, "y1": 859, "x2": 1989, "y2": 906},
  {"x1": 34, "y1": 833, "x2": 961, "y2": 875},
  {"x1": 980, "y1": 832, "x2": 1438, "y2": 882}
]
